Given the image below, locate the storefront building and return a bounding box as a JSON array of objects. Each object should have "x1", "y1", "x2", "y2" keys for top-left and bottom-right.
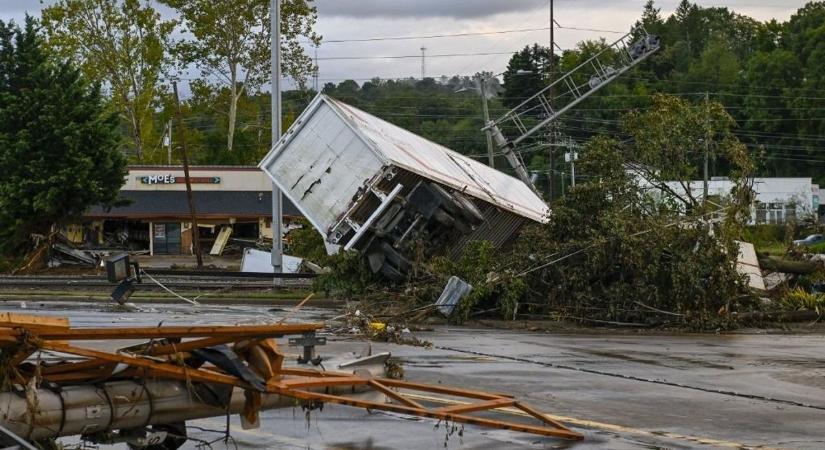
[{"x1": 75, "y1": 166, "x2": 300, "y2": 255}]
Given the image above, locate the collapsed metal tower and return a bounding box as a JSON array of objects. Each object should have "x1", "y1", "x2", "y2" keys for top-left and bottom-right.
[
  {"x1": 485, "y1": 28, "x2": 661, "y2": 191},
  {"x1": 0, "y1": 313, "x2": 583, "y2": 448}
]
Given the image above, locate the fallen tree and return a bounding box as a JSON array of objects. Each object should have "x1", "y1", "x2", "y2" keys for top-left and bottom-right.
[{"x1": 318, "y1": 95, "x2": 761, "y2": 329}]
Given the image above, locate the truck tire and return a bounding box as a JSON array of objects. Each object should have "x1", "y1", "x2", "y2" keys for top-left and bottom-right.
[
  {"x1": 453, "y1": 193, "x2": 485, "y2": 226},
  {"x1": 366, "y1": 241, "x2": 411, "y2": 281},
  {"x1": 434, "y1": 208, "x2": 470, "y2": 234}
]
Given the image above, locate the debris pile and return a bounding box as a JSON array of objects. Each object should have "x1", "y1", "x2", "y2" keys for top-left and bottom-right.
[
  {"x1": 332, "y1": 309, "x2": 433, "y2": 348},
  {"x1": 0, "y1": 313, "x2": 582, "y2": 448}
]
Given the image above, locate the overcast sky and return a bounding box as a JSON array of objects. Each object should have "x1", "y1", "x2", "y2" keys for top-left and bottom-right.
[{"x1": 0, "y1": 0, "x2": 811, "y2": 90}]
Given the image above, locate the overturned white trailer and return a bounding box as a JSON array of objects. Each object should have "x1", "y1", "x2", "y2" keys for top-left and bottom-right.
[{"x1": 259, "y1": 94, "x2": 549, "y2": 278}]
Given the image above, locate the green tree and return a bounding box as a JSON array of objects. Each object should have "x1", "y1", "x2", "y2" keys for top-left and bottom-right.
[
  {"x1": 41, "y1": 0, "x2": 173, "y2": 161},
  {"x1": 686, "y1": 37, "x2": 741, "y2": 87},
  {"x1": 0, "y1": 18, "x2": 126, "y2": 253},
  {"x1": 160, "y1": 0, "x2": 321, "y2": 153},
  {"x1": 623, "y1": 94, "x2": 753, "y2": 213},
  {"x1": 501, "y1": 44, "x2": 553, "y2": 112},
  {"x1": 498, "y1": 95, "x2": 755, "y2": 327},
  {"x1": 784, "y1": 2, "x2": 825, "y2": 138}
]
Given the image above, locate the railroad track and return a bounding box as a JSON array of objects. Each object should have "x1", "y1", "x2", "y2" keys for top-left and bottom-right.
[{"x1": 0, "y1": 272, "x2": 314, "y2": 291}]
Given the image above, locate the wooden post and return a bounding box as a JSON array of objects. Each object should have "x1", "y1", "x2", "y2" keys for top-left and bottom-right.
[{"x1": 172, "y1": 81, "x2": 203, "y2": 267}]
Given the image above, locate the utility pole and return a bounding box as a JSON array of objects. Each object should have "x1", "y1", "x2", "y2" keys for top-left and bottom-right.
[
  {"x1": 565, "y1": 138, "x2": 577, "y2": 188},
  {"x1": 172, "y1": 81, "x2": 203, "y2": 268},
  {"x1": 703, "y1": 92, "x2": 710, "y2": 204},
  {"x1": 560, "y1": 169, "x2": 565, "y2": 196},
  {"x1": 479, "y1": 79, "x2": 495, "y2": 168},
  {"x1": 547, "y1": 0, "x2": 555, "y2": 201},
  {"x1": 420, "y1": 47, "x2": 427, "y2": 79},
  {"x1": 166, "y1": 120, "x2": 172, "y2": 165},
  {"x1": 313, "y1": 48, "x2": 319, "y2": 92},
  {"x1": 271, "y1": 0, "x2": 283, "y2": 274}
]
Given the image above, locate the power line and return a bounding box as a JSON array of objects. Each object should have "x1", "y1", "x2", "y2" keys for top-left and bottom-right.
[
  {"x1": 316, "y1": 51, "x2": 535, "y2": 61},
  {"x1": 556, "y1": 25, "x2": 625, "y2": 34},
  {"x1": 319, "y1": 26, "x2": 553, "y2": 43},
  {"x1": 315, "y1": 24, "x2": 626, "y2": 45}
]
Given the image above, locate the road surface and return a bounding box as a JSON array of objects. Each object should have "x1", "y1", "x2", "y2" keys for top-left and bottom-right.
[{"x1": 1, "y1": 300, "x2": 823, "y2": 449}]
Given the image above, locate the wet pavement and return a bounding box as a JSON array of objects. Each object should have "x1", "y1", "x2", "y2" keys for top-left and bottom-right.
[{"x1": 2, "y1": 300, "x2": 824, "y2": 449}]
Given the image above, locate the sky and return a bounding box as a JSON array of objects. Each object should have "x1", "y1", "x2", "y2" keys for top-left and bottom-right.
[{"x1": 0, "y1": 0, "x2": 813, "y2": 89}]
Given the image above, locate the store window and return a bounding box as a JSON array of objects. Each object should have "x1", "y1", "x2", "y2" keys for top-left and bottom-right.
[{"x1": 153, "y1": 223, "x2": 182, "y2": 254}]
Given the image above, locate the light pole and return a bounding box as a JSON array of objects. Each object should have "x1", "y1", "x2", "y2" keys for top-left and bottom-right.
[
  {"x1": 458, "y1": 71, "x2": 531, "y2": 169},
  {"x1": 457, "y1": 78, "x2": 496, "y2": 168},
  {"x1": 270, "y1": 0, "x2": 283, "y2": 274}
]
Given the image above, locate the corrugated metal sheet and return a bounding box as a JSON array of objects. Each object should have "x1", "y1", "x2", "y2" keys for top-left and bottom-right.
[{"x1": 326, "y1": 96, "x2": 550, "y2": 224}]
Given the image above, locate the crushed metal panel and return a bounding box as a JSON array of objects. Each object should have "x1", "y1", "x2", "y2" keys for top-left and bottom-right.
[
  {"x1": 435, "y1": 276, "x2": 473, "y2": 316},
  {"x1": 326, "y1": 97, "x2": 550, "y2": 223},
  {"x1": 241, "y1": 249, "x2": 302, "y2": 274}
]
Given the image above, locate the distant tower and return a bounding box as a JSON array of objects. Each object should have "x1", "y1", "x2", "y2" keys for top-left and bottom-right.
[{"x1": 420, "y1": 47, "x2": 427, "y2": 79}]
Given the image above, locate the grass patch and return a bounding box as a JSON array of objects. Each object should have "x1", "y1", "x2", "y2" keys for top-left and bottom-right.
[
  {"x1": 806, "y1": 241, "x2": 825, "y2": 254},
  {"x1": 754, "y1": 242, "x2": 788, "y2": 256}
]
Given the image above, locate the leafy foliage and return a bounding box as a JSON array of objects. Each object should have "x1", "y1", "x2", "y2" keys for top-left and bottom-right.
[
  {"x1": 781, "y1": 288, "x2": 825, "y2": 314},
  {"x1": 41, "y1": 0, "x2": 173, "y2": 161},
  {"x1": 494, "y1": 95, "x2": 755, "y2": 328},
  {"x1": 159, "y1": 0, "x2": 320, "y2": 153},
  {"x1": 0, "y1": 18, "x2": 126, "y2": 252},
  {"x1": 312, "y1": 251, "x2": 380, "y2": 299},
  {"x1": 286, "y1": 219, "x2": 330, "y2": 265},
  {"x1": 503, "y1": 1, "x2": 825, "y2": 190},
  {"x1": 428, "y1": 241, "x2": 526, "y2": 322}
]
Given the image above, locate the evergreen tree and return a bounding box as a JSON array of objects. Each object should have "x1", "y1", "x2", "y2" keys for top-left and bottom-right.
[{"x1": 0, "y1": 18, "x2": 126, "y2": 253}]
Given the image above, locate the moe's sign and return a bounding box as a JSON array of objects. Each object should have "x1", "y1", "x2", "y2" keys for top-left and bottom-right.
[{"x1": 140, "y1": 174, "x2": 221, "y2": 185}]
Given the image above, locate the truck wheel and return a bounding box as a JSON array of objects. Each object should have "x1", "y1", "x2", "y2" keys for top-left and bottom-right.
[
  {"x1": 434, "y1": 209, "x2": 471, "y2": 235},
  {"x1": 366, "y1": 241, "x2": 410, "y2": 281},
  {"x1": 453, "y1": 193, "x2": 485, "y2": 226}
]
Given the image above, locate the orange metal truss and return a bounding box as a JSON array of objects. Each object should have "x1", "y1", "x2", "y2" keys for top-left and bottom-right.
[{"x1": 1, "y1": 315, "x2": 583, "y2": 442}]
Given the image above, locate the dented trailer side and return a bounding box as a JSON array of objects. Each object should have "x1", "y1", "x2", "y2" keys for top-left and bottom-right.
[{"x1": 260, "y1": 94, "x2": 549, "y2": 278}]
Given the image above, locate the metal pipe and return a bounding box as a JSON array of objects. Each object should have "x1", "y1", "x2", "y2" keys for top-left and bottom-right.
[
  {"x1": 271, "y1": 0, "x2": 283, "y2": 274},
  {"x1": 2, "y1": 363, "x2": 386, "y2": 442}
]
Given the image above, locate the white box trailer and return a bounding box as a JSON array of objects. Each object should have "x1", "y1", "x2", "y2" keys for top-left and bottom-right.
[{"x1": 259, "y1": 94, "x2": 549, "y2": 279}]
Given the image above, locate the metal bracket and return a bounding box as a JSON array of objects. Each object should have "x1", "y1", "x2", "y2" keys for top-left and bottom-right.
[
  {"x1": 344, "y1": 184, "x2": 404, "y2": 251},
  {"x1": 344, "y1": 218, "x2": 362, "y2": 233},
  {"x1": 289, "y1": 332, "x2": 327, "y2": 365}
]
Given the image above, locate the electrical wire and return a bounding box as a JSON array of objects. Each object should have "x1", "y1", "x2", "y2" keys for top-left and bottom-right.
[{"x1": 319, "y1": 26, "x2": 553, "y2": 43}]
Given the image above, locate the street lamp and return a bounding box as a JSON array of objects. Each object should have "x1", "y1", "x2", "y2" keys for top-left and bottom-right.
[
  {"x1": 455, "y1": 70, "x2": 534, "y2": 169},
  {"x1": 455, "y1": 77, "x2": 496, "y2": 168}
]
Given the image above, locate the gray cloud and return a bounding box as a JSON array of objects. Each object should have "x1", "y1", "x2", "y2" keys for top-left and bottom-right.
[{"x1": 313, "y1": 0, "x2": 548, "y2": 19}]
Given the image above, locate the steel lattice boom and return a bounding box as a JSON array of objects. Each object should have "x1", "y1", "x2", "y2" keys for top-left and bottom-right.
[{"x1": 485, "y1": 27, "x2": 661, "y2": 190}]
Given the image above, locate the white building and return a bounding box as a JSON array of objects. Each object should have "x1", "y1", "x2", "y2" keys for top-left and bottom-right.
[{"x1": 636, "y1": 175, "x2": 820, "y2": 225}]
